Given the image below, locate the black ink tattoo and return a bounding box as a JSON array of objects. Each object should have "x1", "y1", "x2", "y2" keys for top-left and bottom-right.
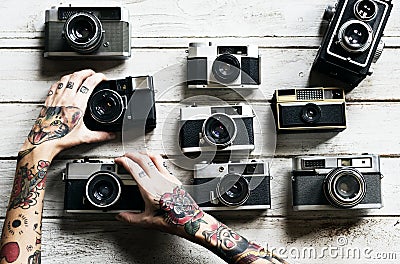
[
  {"x1": 147, "y1": 162, "x2": 155, "y2": 168},
  {"x1": 27, "y1": 250, "x2": 41, "y2": 264},
  {"x1": 159, "y1": 186, "x2": 207, "y2": 236},
  {"x1": 138, "y1": 171, "x2": 147, "y2": 178},
  {"x1": 27, "y1": 245, "x2": 33, "y2": 252},
  {"x1": 57, "y1": 83, "x2": 63, "y2": 89},
  {"x1": 17, "y1": 147, "x2": 36, "y2": 162},
  {"x1": 66, "y1": 81, "x2": 74, "y2": 89},
  {"x1": 79, "y1": 86, "x2": 89, "y2": 94},
  {"x1": 47, "y1": 90, "x2": 54, "y2": 96},
  {"x1": 28, "y1": 106, "x2": 82, "y2": 145},
  {"x1": 8, "y1": 160, "x2": 50, "y2": 210}
]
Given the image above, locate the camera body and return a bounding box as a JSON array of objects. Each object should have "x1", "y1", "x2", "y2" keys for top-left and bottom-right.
[
  {"x1": 313, "y1": 0, "x2": 393, "y2": 88},
  {"x1": 179, "y1": 105, "x2": 255, "y2": 154},
  {"x1": 83, "y1": 75, "x2": 156, "y2": 132},
  {"x1": 292, "y1": 154, "x2": 382, "y2": 211},
  {"x1": 271, "y1": 88, "x2": 347, "y2": 133},
  {"x1": 187, "y1": 42, "x2": 261, "y2": 89},
  {"x1": 192, "y1": 161, "x2": 271, "y2": 210},
  {"x1": 44, "y1": 6, "x2": 131, "y2": 59},
  {"x1": 63, "y1": 159, "x2": 144, "y2": 213}
]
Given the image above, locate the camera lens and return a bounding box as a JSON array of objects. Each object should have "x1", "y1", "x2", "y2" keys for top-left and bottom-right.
[
  {"x1": 338, "y1": 20, "x2": 373, "y2": 53},
  {"x1": 89, "y1": 89, "x2": 124, "y2": 124},
  {"x1": 354, "y1": 0, "x2": 378, "y2": 21},
  {"x1": 202, "y1": 113, "x2": 237, "y2": 147},
  {"x1": 217, "y1": 174, "x2": 250, "y2": 206},
  {"x1": 212, "y1": 54, "x2": 241, "y2": 84},
  {"x1": 324, "y1": 168, "x2": 366, "y2": 208},
  {"x1": 301, "y1": 103, "x2": 321, "y2": 123},
  {"x1": 64, "y1": 12, "x2": 103, "y2": 53},
  {"x1": 86, "y1": 172, "x2": 122, "y2": 208}
]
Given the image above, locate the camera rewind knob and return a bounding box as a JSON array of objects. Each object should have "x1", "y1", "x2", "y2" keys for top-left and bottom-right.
[
  {"x1": 372, "y1": 40, "x2": 385, "y2": 63},
  {"x1": 323, "y1": 5, "x2": 336, "y2": 21}
]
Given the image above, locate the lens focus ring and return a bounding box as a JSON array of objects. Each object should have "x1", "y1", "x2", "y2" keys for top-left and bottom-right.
[
  {"x1": 216, "y1": 174, "x2": 250, "y2": 207},
  {"x1": 89, "y1": 89, "x2": 124, "y2": 124},
  {"x1": 202, "y1": 113, "x2": 237, "y2": 147},
  {"x1": 85, "y1": 171, "x2": 122, "y2": 208},
  {"x1": 338, "y1": 20, "x2": 373, "y2": 53}
]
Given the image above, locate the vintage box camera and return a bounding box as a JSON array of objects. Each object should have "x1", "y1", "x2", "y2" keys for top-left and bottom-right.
[
  {"x1": 192, "y1": 161, "x2": 271, "y2": 210},
  {"x1": 44, "y1": 6, "x2": 131, "y2": 59},
  {"x1": 83, "y1": 75, "x2": 156, "y2": 132},
  {"x1": 187, "y1": 42, "x2": 261, "y2": 89},
  {"x1": 271, "y1": 88, "x2": 347, "y2": 133},
  {"x1": 292, "y1": 154, "x2": 382, "y2": 211},
  {"x1": 63, "y1": 159, "x2": 144, "y2": 213},
  {"x1": 312, "y1": 0, "x2": 393, "y2": 88},
  {"x1": 179, "y1": 105, "x2": 255, "y2": 154}
]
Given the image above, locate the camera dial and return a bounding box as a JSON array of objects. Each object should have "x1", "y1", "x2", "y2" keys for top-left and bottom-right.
[
  {"x1": 64, "y1": 12, "x2": 104, "y2": 53},
  {"x1": 212, "y1": 54, "x2": 241, "y2": 84},
  {"x1": 89, "y1": 89, "x2": 125, "y2": 124},
  {"x1": 324, "y1": 167, "x2": 367, "y2": 208},
  {"x1": 301, "y1": 103, "x2": 322, "y2": 124},
  {"x1": 216, "y1": 173, "x2": 250, "y2": 206},
  {"x1": 85, "y1": 171, "x2": 122, "y2": 208},
  {"x1": 338, "y1": 20, "x2": 373, "y2": 53},
  {"x1": 202, "y1": 113, "x2": 237, "y2": 147}
]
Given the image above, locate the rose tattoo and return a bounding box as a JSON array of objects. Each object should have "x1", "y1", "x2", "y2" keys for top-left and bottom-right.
[
  {"x1": 159, "y1": 186, "x2": 206, "y2": 236},
  {"x1": 28, "y1": 106, "x2": 82, "y2": 145}
]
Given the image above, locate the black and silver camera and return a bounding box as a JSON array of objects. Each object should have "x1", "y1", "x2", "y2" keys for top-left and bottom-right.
[
  {"x1": 271, "y1": 88, "x2": 346, "y2": 133},
  {"x1": 179, "y1": 105, "x2": 255, "y2": 154},
  {"x1": 63, "y1": 159, "x2": 144, "y2": 213},
  {"x1": 187, "y1": 42, "x2": 261, "y2": 89},
  {"x1": 313, "y1": 0, "x2": 393, "y2": 88},
  {"x1": 292, "y1": 154, "x2": 382, "y2": 211},
  {"x1": 191, "y1": 161, "x2": 271, "y2": 210},
  {"x1": 44, "y1": 6, "x2": 131, "y2": 59},
  {"x1": 83, "y1": 75, "x2": 156, "y2": 132}
]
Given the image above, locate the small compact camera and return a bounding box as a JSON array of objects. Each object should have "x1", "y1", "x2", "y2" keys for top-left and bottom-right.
[
  {"x1": 313, "y1": 0, "x2": 393, "y2": 88},
  {"x1": 44, "y1": 6, "x2": 131, "y2": 59},
  {"x1": 271, "y1": 88, "x2": 347, "y2": 133},
  {"x1": 83, "y1": 75, "x2": 156, "y2": 132},
  {"x1": 179, "y1": 105, "x2": 255, "y2": 154},
  {"x1": 292, "y1": 154, "x2": 382, "y2": 211},
  {"x1": 192, "y1": 161, "x2": 271, "y2": 210},
  {"x1": 63, "y1": 159, "x2": 144, "y2": 213},
  {"x1": 187, "y1": 42, "x2": 261, "y2": 89}
]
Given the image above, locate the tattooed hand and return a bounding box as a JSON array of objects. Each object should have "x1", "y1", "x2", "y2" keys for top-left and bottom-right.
[
  {"x1": 115, "y1": 153, "x2": 288, "y2": 264},
  {"x1": 20, "y1": 69, "x2": 115, "y2": 157}
]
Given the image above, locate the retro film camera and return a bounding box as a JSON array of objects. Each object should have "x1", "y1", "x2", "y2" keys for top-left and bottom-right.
[
  {"x1": 187, "y1": 42, "x2": 261, "y2": 89},
  {"x1": 179, "y1": 105, "x2": 255, "y2": 154},
  {"x1": 192, "y1": 161, "x2": 271, "y2": 210},
  {"x1": 312, "y1": 0, "x2": 393, "y2": 88},
  {"x1": 271, "y1": 88, "x2": 346, "y2": 133},
  {"x1": 63, "y1": 159, "x2": 144, "y2": 213},
  {"x1": 44, "y1": 6, "x2": 131, "y2": 59},
  {"x1": 83, "y1": 75, "x2": 156, "y2": 132},
  {"x1": 292, "y1": 154, "x2": 382, "y2": 211}
]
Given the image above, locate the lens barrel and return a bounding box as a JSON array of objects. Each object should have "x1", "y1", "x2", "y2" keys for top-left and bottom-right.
[
  {"x1": 354, "y1": 0, "x2": 378, "y2": 21},
  {"x1": 64, "y1": 12, "x2": 104, "y2": 53},
  {"x1": 216, "y1": 174, "x2": 250, "y2": 206},
  {"x1": 85, "y1": 171, "x2": 122, "y2": 208},
  {"x1": 301, "y1": 103, "x2": 322, "y2": 124},
  {"x1": 324, "y1": 167, "x2": 367, "y2": 208},
  {"x1": 212, "y1": 54, "x2": 241, "y2": 84},
  {"x1": 202, "y1": 113, "x2": 237, "y2": 147},
  {"x1": 338, "y1": 20, "x2": 373, "y2": 53},
  {"x1": 89, "y1": 89, "x2": 124, "y2": 124}
]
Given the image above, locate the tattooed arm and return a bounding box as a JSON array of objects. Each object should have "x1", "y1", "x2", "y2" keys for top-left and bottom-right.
[
  {"x1": 1, "y1": 70, "x2": 115, "y2": 264},
  {"x1": 115, "y1": 153, "x2": 288, "y2": 264}
]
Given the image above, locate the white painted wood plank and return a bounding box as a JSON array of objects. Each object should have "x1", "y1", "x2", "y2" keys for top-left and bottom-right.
[
  {"x1": 0, "y1": 48, "x2": 398, "y2": 102},
  {"x1": 1, "y1": 157, "x2": 399, "y2": 218}
]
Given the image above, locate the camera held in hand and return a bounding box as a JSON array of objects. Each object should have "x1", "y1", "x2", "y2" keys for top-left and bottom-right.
[
  {"x1": 292, "y1": 154, "x2": 382, "y2": 211},
  {"x1": 44, "y1": 6, "x2": 131, "y2": 59},
  {"x1": 271, "y1": 88, "x2": 347, "y2": 133},
  {"x1": 192, "y1": 161, "x2": 271, "y2": 210},
  {"x1": 63, "y1": 159, "x2": 144, "y2": 213},
  {"x1": 312, "y1": 0, "x2": 393, "y2": 88},
  {"x1": 83, "y1": 75, "x2": 156, "y2": 132},
  {"x1": 179, "y1": 105, "x2": 255, "y2": 154},
  {"x1": 187, "y1": 42, "x2": 261, "y2": 89}
]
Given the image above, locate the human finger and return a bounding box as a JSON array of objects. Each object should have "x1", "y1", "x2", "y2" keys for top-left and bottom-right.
[
  {"x1": 148, "y1": 153, "x2": 181, "y2": 185},
  {"x1": 74, "y1": 72, "x2": 107, "y2": 110},
  {"x1": 124, "y1": 152, "x2": 164, "y2": 179}
]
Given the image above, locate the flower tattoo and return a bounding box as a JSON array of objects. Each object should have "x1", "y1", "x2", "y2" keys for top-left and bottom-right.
[{"x1": 159, "y1": 186, "x2": 206, "y2": 236}]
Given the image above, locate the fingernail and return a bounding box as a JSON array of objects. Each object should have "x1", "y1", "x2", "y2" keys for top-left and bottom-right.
[
  {"x1": 108, "y1": 133, "x2": 116, "y2": 140},
  {"x1": 115, "y1": 214, "x2": 122, "y2": 221}
]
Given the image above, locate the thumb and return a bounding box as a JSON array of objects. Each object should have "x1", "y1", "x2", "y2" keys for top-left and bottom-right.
[{"x1": 116, "y1": 212, "x2": 145, "y2": 225}]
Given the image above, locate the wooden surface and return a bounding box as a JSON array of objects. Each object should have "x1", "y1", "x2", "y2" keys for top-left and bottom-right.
[{"x1": 1, "y1": 0, "x2": 400, "y2": 263}]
